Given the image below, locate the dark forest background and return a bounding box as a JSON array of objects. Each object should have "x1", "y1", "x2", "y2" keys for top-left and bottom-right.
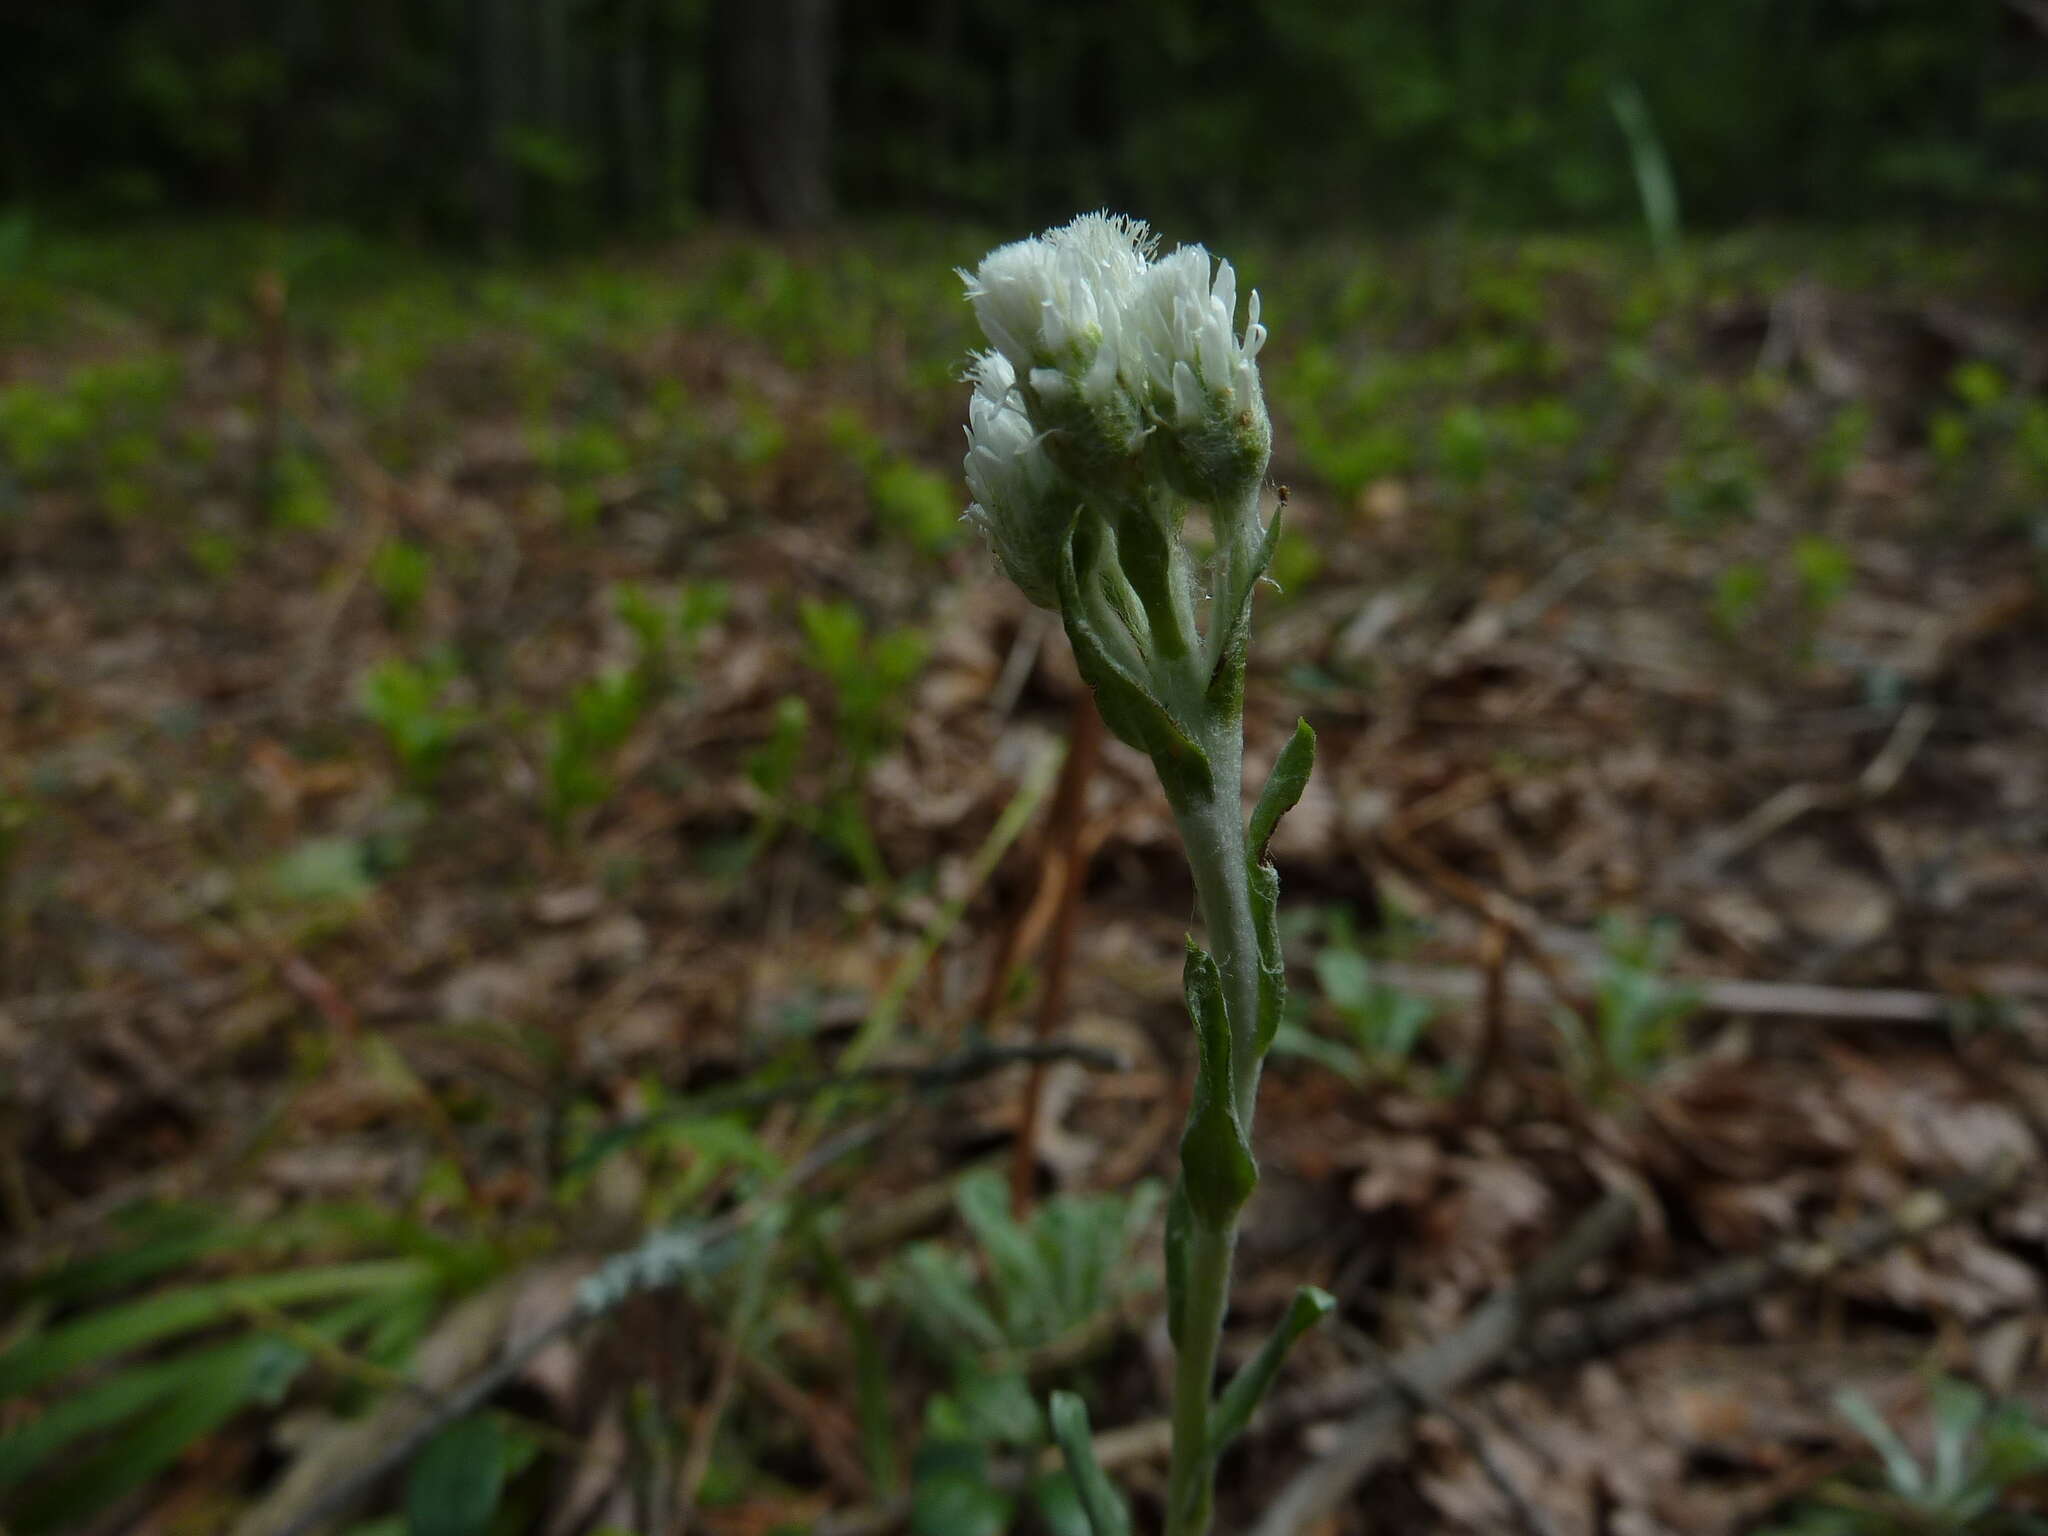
[{"x1": 6, "y1": 0, "x2": 2047, "y2": 242}]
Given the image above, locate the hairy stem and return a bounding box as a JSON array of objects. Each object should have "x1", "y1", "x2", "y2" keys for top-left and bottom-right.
[
  {"x1": 1165, "y1": 1219, "x2": 1234, "y2": 1536},
  {"x1": 1163, "y1": 743, "x2": 1262, "y2": 1536}
]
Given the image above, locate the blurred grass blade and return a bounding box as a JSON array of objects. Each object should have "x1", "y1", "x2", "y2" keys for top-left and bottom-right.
[
  {"x1": 814, "y1": 1232, "x2": 897, "y2": 1497},
  {"x1": 1609, "y1": 80, "x2": 1680, "y2": 263},
  {"x1": 0, "y1": 1259, "x2": 432, "y2": 1398},
  {"x1": 8, "y1": 1335, "x2": 299, "y2": 1534},
  {"x1": 1047, "y1": 1391, "x2": 1130, "y2": 1536},
  {"x1": 25, "y1": 1204, "x2": 241, "y2": 1306}
]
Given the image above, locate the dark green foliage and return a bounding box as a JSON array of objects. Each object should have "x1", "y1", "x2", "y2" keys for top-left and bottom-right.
[
  {"x1": 5, "y1": 3, "x2": 2041, "y2": 239},
  {"x1": 406, "y1": 1416, "x2": 508, "y2": 1536}
]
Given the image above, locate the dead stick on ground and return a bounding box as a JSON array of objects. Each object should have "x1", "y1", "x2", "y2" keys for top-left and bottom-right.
[
  {"x1": 1458, "y1": 919, "x2": 1512, "y2": 1118},
  {"x1": 1505, "y1": 1155, "x2": 2022, "y2": 1378},
  {"x1": 1359, "y1": 1336, "x2": 1563, "y2": 1536},
  {"x1": 1672, "y1": 701, "x2": 1935, "y2": 886},
  {"x1": 1378, "y1": 826, "x2": 1604, "y2": 1043},
  {"x1": 263, "y1": 1118, "x2": 890, "y2": 1536},
  {"x1": 1378, "y1": 963, "x2": 1956, "y2": 1029},
  {"x1": 1012, "y1": 697, "x2": 1104, "y2": 1214},
  {"x1": 1250, "y1": 1155, "x2": 2021, "y2": 1536},
  {"x1": 1248, "y1": 1191, "x2": 1637, "y2": 1536}
]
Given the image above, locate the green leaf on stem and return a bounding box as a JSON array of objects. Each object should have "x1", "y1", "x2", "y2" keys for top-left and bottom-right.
[
  {"x1": 1178, "y1": 942, "x2": 1256, "y2": 1228},
  {"x1": 1248, "y1": 718, "x2": 1315, "y2": 859},
  {"x1": 1248, "y1": 860, "x2": 1286, "y2": 1058},
  {"x1": 1205, "y1": 498, "x2": 1287, "y2": 723},
  {"x1": 1056, "y1": 520, "x2": 1210, "y2": 805},
  {"x1": 1110, "y1": 498, "x2": 1192, "y2": 662},
  {"x1": 1048, "y1": 1391, "x2": 1133, "y2": 1536},
  {"x1": 1209, "y1": 1285, "x2": 1335, "y2": 1454}
]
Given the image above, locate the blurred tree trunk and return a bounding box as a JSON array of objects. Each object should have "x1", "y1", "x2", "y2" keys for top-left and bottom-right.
[
  {"x1": 704, "y1": 0, "x2": 835, "y2": 228},
  {"x1": 475, "y1": 0, "x2": 526, "y2": 240}
]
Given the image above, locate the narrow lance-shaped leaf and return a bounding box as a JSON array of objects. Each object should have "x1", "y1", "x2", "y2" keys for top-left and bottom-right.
[
  {"x1": 1248, "y1": 718, "x2": 1315, "y2": 860},
  {"x1": 1209, "y1": 1286, "x2": 1336, "y2": 1454},
  {"x1": 1177, "y1": 941, "x2": 1257, "y2": 1228},
  {"x1": 1048, "y1": 1391, "x2": 1134, "y2": 1536},
  {"x1": 1248, "y1": 860, "x2": 1286, "y2": 1059},
  {"x1": 1205, "y1": 496, "x2": 1287, "y2": 723},
  {"x1": 1110, "y1": 497, "x2": 1193, "y2": 663},
  {"x1": 11, "y1": 1335, "x2": 299, "y2": 1534},
  {"x1": 1057, "y1": 517, "x2": 1211, "y2": 807},
  {"x1": 813, "y1": 1233, "x2": 898, "y2": 1497}
]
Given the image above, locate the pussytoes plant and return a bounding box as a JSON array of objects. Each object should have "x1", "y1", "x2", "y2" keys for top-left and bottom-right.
[{"x1": 961, "y1": 213, "x2": 1329, "y2": 1536}]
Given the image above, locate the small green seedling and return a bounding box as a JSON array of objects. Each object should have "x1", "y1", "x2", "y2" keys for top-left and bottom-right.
[
  {"x1": 1793, "y1": 535, "x2": 1854, "y2": 617},
  {"x1": 1274, "y1": 910, "x2": 1438, "y2": 1084},
  {"x1": 890, "y1": 1169, "x2": 1163, "y2": 1536},
  {"x1": 359, "y1": 654, "x2": 473, "y2": 795},
  {"x1": 797, "y1": 597, "x2": 928, "y2": 884},
  {"x1": 370, "y1": 539, "x2": 432, "y2": 624},
  {"x1": 542, "y1": 669, "x2": 647, "y2": 841},
  {"x1": 613, "y1": 578, "x2": 727, "y2": 693},
  {"x1": 1556, "y1": 913, "x2": 1701, "y2": 1100},
  {"x1": 1758, "y1": 1378, "x2": 2048, "y2": 1535}
]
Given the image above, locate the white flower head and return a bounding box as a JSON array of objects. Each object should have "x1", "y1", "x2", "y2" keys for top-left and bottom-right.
[
  {"x1": 961, "y1": 214, "x2": 1159, "y2": 475},
  {"x1": 960, "y1": 213, "x2": 1274, "y2": 607},
  {"x1": 961, "y1": 212, "x2": 1154, "y2": 379},
  {"x1": 1121, "y1": 245, "x2": 1271, "y2": 502},
  {"x1": 961, "y1": 350, "x2": 1069, "y2": 608}
]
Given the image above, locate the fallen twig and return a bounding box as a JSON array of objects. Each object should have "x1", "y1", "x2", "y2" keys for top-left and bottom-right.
[
  {"x1": 1506, "y1": 1155, "x2": 2023, "y2": 1378},
  {"x1": 1248, "y1": 1191, "x2": 1637, "y2": 1536},
  {"x1": 1672, "y1": 702, "x2": 1935, "y2": 885},
  {"x1": 573, "y1": 1037, "x2": 1125, "y2": 1170},
  {"x1": 258, "y1": 1118, "x2": 889, "y2": 1536},
  {"x1": 1248, "y1": 1156, "x2": 2021, "y2": 1536},
  {"x1": 1359, "y1": 1336, "x2": 1563, "y2": 1536},
  {"x1": 1378, "y1": 962, "x2": 1954, "y2": 1028}
]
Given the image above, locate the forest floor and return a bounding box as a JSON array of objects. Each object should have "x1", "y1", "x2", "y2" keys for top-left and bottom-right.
[{"x1": 3, "y1": 222, "x2": 2048, "y2": 1536}]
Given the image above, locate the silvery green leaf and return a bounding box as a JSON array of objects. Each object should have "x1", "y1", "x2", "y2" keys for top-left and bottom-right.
[
  {"x1": 1057, "y1": 520, "x2": 1211, "y2": 807},
  {"x1": 1249, "y1": 860, "x2": 1287, "y2": 1059},
  {"x1": 1249, "y1": 718, "x2": 1316, "y2": 859},
  {"x1": 1178, "y1": 942, "x2": 1256, "y2": 1227}
]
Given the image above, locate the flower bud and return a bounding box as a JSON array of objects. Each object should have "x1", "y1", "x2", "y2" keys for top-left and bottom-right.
[
  {"x1": 961, "y1": 213, "x2": 1156, "y2": 476},
  {"x1": 961, "y1": 351, "x2": 1070, "y2": 608},
  {"x1": 1121, "y1": 246, "x2": 1272, "y2": 510},
  {"x1": 961, "y1": 214, "x2": 1275, "y2": 618}
]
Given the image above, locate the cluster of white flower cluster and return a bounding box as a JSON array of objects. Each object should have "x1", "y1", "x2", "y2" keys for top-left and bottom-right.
[{"x1": 960, "y1": 213, "x2": 1272, "y2": 611}]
